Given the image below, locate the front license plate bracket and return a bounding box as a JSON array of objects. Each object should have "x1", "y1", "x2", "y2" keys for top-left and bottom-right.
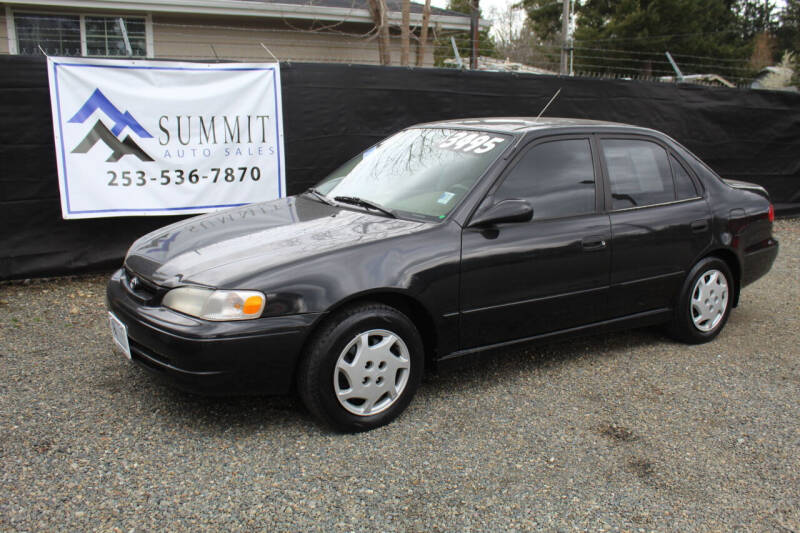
[{"x1": 109, "y1": 312, "x2": 132, "y2": 360}]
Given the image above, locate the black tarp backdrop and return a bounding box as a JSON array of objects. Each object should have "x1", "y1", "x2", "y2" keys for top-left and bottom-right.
[{"x1": 1, "y1": 55, "x2": 799, "y2": 280}]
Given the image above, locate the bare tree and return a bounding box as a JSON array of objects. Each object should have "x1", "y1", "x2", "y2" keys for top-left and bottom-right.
[
  {"x1": 750, "y1": 32, "x2": 776, "y2": 70},
  {"x1": 490, "y1": 3, "x2": 523, "y2": 51},
  {"x1": 489, "y1": 4, "x2": 558, "y2": 69},
  {"x1": 367, "y1": 0, "x2": 392, "y2": 65},
  {"x1": 416, "y1": 0, "x2": 432, "y2": 66},
  {"x1": 401, "y1": 0, "x2": 411, "y2": 65}
]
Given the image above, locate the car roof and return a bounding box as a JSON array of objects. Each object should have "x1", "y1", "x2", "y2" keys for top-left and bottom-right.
[{"x1": 413, "y1": 117, "x2": 658, "y2": 135}]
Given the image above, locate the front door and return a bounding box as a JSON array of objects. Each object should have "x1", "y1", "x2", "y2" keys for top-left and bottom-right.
[{"x1": 459, "y1": 137, "x2": 612, "y2": 349}]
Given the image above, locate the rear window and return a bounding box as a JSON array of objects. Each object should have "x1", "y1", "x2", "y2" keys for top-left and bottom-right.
[
  {"x1": 602, "y1": 139, "x2": 675, "y2": 209},
  {"x1": 670, "y1": 155, "x2": 699, "y2": 200}
]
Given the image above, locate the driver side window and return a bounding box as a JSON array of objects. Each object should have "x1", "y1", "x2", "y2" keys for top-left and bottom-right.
[{"x1": 494, "y1": 138, "x2": 596, "y2": 220}]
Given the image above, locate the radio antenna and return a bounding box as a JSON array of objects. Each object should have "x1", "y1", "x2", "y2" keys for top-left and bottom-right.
[{"x1": 535, "y1": 88, "x2": 561, "y2": 122}]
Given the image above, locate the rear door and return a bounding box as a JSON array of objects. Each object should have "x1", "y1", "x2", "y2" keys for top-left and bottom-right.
[
  {"x1": 599, "y1": 136, "x2": 712, "y2": 318},
  {"x1": 459, "y1": 136, "x2": 612, "y2": 349}
]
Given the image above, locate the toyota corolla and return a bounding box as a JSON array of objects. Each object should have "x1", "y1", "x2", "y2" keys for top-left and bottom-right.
[{"x1": 107, "y1": 118, "x2": 778, "y2": 431}]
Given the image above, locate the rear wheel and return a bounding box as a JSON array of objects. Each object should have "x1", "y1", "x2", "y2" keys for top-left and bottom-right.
[
  {"x1": 297, "y1": 302, "x2": 423, "y2": 432},
  {"x1": 669, "y1": 257, "x2": 733, "y2": 344}
]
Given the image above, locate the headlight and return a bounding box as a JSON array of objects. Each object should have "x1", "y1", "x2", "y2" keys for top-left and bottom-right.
[{"x1": 162, "y1": 287, "x2": 266, "y2": 321}]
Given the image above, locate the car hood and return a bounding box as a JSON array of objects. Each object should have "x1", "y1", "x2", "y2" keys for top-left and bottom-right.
[{"x1": 125, "y1": 195, "x2": 431, "y2": 288}]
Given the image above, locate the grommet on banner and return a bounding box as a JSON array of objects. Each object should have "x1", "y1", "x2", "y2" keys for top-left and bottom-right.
[{"x1": 260, "y1": 43, "x2": 279, "y2": 64}]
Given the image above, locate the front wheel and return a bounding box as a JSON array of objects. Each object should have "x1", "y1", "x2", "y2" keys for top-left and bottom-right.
[
  {"x1": 669, "y1": 257, "x2": 733, "y2": 344},
  {"x1": 297, "y1": 302, "x2": 424, "y2": 432}
]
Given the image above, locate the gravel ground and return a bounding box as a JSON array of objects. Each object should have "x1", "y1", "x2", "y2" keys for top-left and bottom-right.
[{"x1": 1, "y1": 219, "x2": 798, "y2": 532}]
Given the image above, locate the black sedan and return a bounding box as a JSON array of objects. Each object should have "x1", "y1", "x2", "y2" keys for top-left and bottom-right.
[{"x1": 107, "y1": 118, "x2": 778, "y2": 432}]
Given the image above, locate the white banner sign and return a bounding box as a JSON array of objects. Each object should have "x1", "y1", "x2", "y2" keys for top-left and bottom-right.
[{"x1": 46, "y1": 57, "x2": 285, "y2": 219}]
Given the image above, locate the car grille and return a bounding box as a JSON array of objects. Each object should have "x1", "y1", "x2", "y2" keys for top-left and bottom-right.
[{"x1": 123, "y1": 268, "x2": 165, "y2": 305}]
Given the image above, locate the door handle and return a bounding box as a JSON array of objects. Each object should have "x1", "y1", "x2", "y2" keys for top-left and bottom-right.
[
  {"x1": 582, "y1": 236, "x2": 607, "y2": 251},
  {"x1": 691, "y1": 220, "x2": 709, "y2": 233}
]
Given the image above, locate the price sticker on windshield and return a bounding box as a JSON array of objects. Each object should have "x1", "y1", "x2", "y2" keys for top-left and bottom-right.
[{"x1": 438, "y1": 132, "x2": 506, "y2": 154}]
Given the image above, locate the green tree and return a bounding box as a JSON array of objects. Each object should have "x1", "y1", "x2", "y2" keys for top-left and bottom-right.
[
  {"x1": 576, "y1": 0, "x2": 750, "y2": 79},
  {"x1": 520, "y1": 0, "x2": 756, "y2": 81},
  {"x1": 522, "y1": 0, "x2": 566, "y2": 42},
  {"x1": 737, "y1": 0, "x2": 778, "y2": 66},
  {"x1": 736, "y1": 0, "x2": 777, "y2": 41},
  {"x1": 782, "y1": 0, "x2": 800, "y2": 84},
  {"x1": 776, "y1": 0, "x2": 800, "y2": 54}
]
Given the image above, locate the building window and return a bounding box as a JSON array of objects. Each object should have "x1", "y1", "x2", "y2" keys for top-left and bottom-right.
[
  {"x1": 15, "y1": 13, "x2": 81, "y2": 56},
  {"x1": 13, "y1": 12, "x2": 148, "y2": 57},
  {"x1": 85, "y1": 16, "x2": 147, "y2": 57}
]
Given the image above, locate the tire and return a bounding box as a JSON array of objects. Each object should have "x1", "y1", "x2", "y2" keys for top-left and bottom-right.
[
  {"x1": 297, "y1": 302, "x2": 424, "y2": 432},
  {"x1": 669, "y1": 257, "x2": 734, "y2": 344}
]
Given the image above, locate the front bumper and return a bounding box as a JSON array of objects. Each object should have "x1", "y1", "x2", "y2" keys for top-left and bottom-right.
[{"x1": 106, "y1": 268, "x2": 321, "y2": 395}]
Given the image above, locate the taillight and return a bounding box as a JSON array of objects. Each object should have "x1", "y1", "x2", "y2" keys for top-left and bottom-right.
[{"x1": 768, "y1": 204, "x2": 775, "y2": 222}]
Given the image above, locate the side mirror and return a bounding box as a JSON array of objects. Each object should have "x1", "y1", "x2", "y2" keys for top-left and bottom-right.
[{"x1": 468, "y1": 199, "x2": 533, "y2": 228}]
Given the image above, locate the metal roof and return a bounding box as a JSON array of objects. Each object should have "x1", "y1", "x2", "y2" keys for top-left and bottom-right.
[
  {"x1": 244, "y1": 0, "x2": 468, "y2": 18},
  {"x1": 415, "y1": 117, "x2": 642, "y2": 133},
  {"x1": 6, "y1": 0, "x2": 481, "y2": 30}
]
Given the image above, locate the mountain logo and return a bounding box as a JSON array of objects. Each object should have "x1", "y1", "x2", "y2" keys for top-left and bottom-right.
[{"x1": 68, "y1": 89, "x2": 154, "y2": 162}]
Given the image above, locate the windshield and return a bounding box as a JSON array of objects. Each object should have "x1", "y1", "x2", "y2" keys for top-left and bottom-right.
[{"x1": 312, "y1": 128, "x2": 512, "y2": 219}]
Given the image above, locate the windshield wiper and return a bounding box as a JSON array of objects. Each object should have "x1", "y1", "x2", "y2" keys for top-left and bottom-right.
[
  {"x1": 333, "y1": 196, "x2": 397, "y2": 218},
  {"x1": 305, "y1": 187, "x2": 335, "y2": 206}
]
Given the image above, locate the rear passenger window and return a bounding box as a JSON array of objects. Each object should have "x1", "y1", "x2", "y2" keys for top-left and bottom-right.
[
  {"x1": 602, "y1": 139, "x2": 674, "y2": 209},
  {"x1": 670, "y1": 155, "x2": 699, "y2": 199},
  {"x1": 494, "y1": 139, "x2": 595, "y2": 220}
]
